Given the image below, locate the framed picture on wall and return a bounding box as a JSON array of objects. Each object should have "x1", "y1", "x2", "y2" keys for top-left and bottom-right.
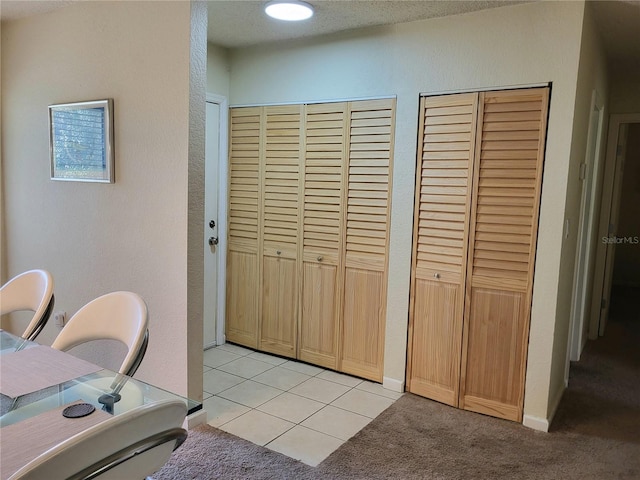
[{"x1": 49, "y1": 99, "x2": 114, "y2": 183}]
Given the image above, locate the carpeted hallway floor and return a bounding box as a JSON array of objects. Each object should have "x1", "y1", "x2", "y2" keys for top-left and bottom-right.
[{"x1": 155, "y1": 287, "x2": 639, "y2": 479}]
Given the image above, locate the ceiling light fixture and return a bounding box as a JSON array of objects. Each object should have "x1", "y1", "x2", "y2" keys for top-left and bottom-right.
[{"x1": 265, "y1": 1, "x2": 314, "y2": 21}]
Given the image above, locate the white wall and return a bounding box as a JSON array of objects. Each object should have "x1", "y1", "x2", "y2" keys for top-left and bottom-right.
[
  {"x1": 1, "y1": 1, "x2": 204, "y2": 398},
  {"x1": 224, "y1": 1, "x2": 586, "y2": 422},
  {"x1": 545, "y1": 3, "x2": 609, "y2": 423},
  {"x1": 207, "y1": 44, "x2": 230, "y2": 98},
  {"x1": 610, "y1": 78, "x2": 640, "y2": 114}
]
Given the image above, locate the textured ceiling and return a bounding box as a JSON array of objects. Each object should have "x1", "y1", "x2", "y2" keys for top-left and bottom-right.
[
  {"x1": 206, "y1": 0, "x2": 525, "y2": 48},
  {"x1": 2, "y1": 1, "x2": 640, "y2": 77}
]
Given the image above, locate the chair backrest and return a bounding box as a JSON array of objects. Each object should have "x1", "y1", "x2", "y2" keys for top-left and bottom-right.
[
  {"x1": 8, "y1": 400, "x2": 188, "y2": 480},
  {"x1": 51, "y1": 291, "x2": 148, "y2": 377},
  {"x1": 0, "y1": 269, "x2": 55, "y2": 341}
]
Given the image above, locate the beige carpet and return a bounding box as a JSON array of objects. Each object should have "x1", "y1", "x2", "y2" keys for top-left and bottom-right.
[{"x1": 155, "y1": 287, "x2": 640, "y2": 479}]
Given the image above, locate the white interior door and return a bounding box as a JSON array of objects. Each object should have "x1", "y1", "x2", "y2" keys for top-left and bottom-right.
[
  {"x1": 569, "y1": 92, "x2": 604, "y2": 362},
  {"x1": 204, "y1": 101, "x2": 221, "y2": 349}
]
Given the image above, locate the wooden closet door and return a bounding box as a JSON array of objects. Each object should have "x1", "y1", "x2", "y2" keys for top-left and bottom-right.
[
  {"x1": 259, "y1": 105, "x2": 303, "y2": 358},
  {"x1": 341, "y1": 99, "x2": 395, "y2": 382},
  {"x1": 407, "y1": 93, "x2": 479, "y2": 406},
  {"x1": 460, "y1": 88, "x2": 549, "y2": 421},
  {"x1": 226, "y1": 107, "x2": 262, "y2": 348},
  {"x1": 299, "y1": 102, "x2": 347, "y2": 369}
]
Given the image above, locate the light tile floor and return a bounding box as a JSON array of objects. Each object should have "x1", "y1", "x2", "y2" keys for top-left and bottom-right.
[{"x1": 203, "y1": 343, "x2": 403, "y2": 466}]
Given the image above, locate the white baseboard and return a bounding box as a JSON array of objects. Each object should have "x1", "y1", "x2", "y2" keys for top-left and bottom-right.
[
  {"x1": 547, "y1": 382, "x2": 566, "y2": 426},
  {"x1": 523, "y1": 414, "x2": 549, "y2": 432},
  {"x1": 383, "y1": 376, "x2": 405, "y2": 393},
  {"x1": 185, "y1": 409, "x2": 207, "y2": 429},
  {"x1": 523, "y1": 382, "x2": 567, "y2": 433}
]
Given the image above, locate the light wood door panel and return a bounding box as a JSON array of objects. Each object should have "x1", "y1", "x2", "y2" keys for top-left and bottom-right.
[
  {"x1": 300, "y1": 262, "x2": 338, "y2": 368},
  {"x1": 461, "y1": 287, "x2": 526, "y2": 421},
  {"x1": 226, "y1": 107, "x2": 262, "y2": 348},
  {"x1": 341, "y1": 98, "x2": 395, "y2": 382},
  {"x1": 409, "y1": 279, "x2": 462, "y2": 405},
  {"x1": 261, "y1": 255, "x2": 297, "y2": 357},
  {"x1": 299, "y1": 103, "x2": 347, "y2": 368},
  {"x1": 407, "y1": 93, "x2": 478, "y2": 404},
  {"x1": 228, "y1": 108, "x2": 261, "y2": 247},
  {"x1": 460, "y1": 88, "x2": 549, "y2": 422},
  {"x1": 259, "y1": 105, "x2": 302, "y2": 357},
  {"x1": 342, "y1": 267, "x2": 385, "y2": 381},
  {"x1": 226, "y1": 249, "x2": 258, "y2": 347}
]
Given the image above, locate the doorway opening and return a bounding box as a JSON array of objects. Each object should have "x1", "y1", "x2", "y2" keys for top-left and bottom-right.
[
  {"x1": 607, "y1": 121, "x2": 640, "y2": 332},
  {"x1": 588, "y1": 117, "x2": 640, "y2": 341}
]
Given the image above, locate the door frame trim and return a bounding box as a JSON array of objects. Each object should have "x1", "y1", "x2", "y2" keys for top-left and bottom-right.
[
  {"x1": 568, "y1": 89, "x2": 605, "y2": 365},
  {"x1": 206, "y1": 93, "x2": 229, "y2": 347}
]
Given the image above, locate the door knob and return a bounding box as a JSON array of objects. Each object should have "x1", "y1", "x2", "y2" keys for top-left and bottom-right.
[
  {"x1": 209, "y1": 237, "x2": 219, "y2": 246},
  {"x1": 434, "y1": 273, "x2": 440, "y2": 279},
  {"x1": 209, "y1": 220, "x2": 216, "y2": 229},
  {"x1": 317, "y1": 256, "x2": 323, "y2": 262}
]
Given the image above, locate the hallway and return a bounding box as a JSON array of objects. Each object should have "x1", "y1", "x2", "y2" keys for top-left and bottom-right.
[{"x1": 553, "y1": 286, "x2": 640, "y2": 442}]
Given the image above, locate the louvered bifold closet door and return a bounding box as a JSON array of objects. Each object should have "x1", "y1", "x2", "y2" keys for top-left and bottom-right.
[
  {"x1": 226, "y1": 107, "x2": 262, "y2": 348},
  {"x1": 299, "y1": 103, "x2": 347, "y2": 369},
  {"x1": 460, "y1": 88, "x2": 549, "y2": 421},
  {"x1": 341, "y1": 98, "x2": 395, "y2": 382},
  {"x1": 407, "y1": 93, "x2": 478, "y2": 406},
  {"x1": 259, "y1": 105, "x2": 303, "y2": 358}
]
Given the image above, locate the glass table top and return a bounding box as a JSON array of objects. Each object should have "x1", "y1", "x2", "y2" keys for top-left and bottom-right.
[{"x1": 0, "y1": 329, "x2": 201, "y2": 426}]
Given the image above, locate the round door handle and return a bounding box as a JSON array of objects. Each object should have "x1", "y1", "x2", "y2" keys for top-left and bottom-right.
[
  {"x1": 276, "y1": 250, "x2": 281, "y2": 256},
  {"x1": 317, "y1": 256, "x2": 323, "y2": 262},
  {"x1": 434, "y1": 273, "x2": 440, "y2": 279}
]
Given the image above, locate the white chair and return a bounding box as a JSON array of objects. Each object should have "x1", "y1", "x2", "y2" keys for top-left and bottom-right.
[
  {"x1": 52, "y1": 291, "x2": 149, "y2": 378},
  {"x1": 0, "y1": 269, "x2": 55, "y2": 341},
  {"x1": 8, "y1": 400, "x2": 188, "y2": 480}
]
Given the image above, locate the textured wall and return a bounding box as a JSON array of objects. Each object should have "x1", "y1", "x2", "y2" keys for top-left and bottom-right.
[
  {"x1": 225, "y1": 1, "x2": 586, "y2": 422},
  {"x1": 1, "y1": 1, "x2": 195, "y2": 396},
  {"x1": 188, "y1": 0, "x2": 207, "y2": 401}
]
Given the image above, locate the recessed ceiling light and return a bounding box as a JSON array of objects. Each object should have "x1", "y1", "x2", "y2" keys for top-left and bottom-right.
[{"x1": 265, "y1": 1, "x2": 314, "y2": 21}]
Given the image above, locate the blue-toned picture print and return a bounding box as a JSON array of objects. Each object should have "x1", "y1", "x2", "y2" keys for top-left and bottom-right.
[{"x1": 49, "y1": 99, "x2": 114, "y2": 183}]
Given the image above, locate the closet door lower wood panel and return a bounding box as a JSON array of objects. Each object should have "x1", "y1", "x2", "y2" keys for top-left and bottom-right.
[
  {"x1": 460, "y1": 88, "x2": 549, "y2": 421},
  {"x1": 299, "y1": 103, "x2": 347, "y2": 368},
  {"x1": 407, "y1": 93, "x2": 478, "y2": 406},
  {"x1": 341, "y1": 99, "x2": 395, "y2": 382},
  {"x1": 226, "y1": 107, "x2": 262, "y2": 348},
  {"x1": 259, "y1": 105, "x2": 302, "y2": 357}
]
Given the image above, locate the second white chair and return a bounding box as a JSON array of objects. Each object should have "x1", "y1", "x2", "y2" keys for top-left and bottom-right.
[{"x1": 51, "y1": 291, "x2": 149, "y2": 378}]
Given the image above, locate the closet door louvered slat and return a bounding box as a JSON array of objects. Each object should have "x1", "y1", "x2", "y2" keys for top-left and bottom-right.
[
  {"x1": 407, "y1": 93, "x2": 478, "y2": 405},
  {"x1": 460, "y1": 88, "x2": 549, "y2": 421},
  {"x1": 226, "y1": 107, "x2": 262, "y2": 347},
  {"x1": 299, "y1": 103, "x2": 347, "y2": 369},
  {"x1": 259, "y1": 105, "x2": 303, "y2": 358},
  {"x1": 341, "y1": 99, "x2": 395, "y2": 382}
]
